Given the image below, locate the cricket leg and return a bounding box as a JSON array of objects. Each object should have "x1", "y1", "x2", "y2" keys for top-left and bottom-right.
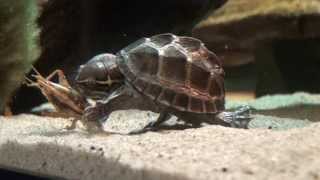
[
  {"x1": 45, "y1": 69, "x2": 71, "y2": 88},
  {"x1": 4, "y1": 103, "x2": 12, "y2": 116}
]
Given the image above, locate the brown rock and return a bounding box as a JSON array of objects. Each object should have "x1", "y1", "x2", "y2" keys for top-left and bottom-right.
[{"x1": 193, "y1": 0, "x2": 320, "y2": 66}]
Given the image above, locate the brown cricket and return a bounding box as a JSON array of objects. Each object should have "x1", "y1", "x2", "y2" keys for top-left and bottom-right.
[{"x1": 25, "y1": 68, "x2": 88, "y2": 119}]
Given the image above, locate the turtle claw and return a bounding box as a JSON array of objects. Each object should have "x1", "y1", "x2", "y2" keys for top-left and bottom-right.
[
  {"x1": 64, "y1": 125, "x2": 75, "y2": 131},
  {"x1": 63, "y1": 119, "x2": 78, "y2": 130},
  {"x1": 128, "y1": 121, "x2": 159, "y2": 135},
  {"x1": 217, "y1": 105, "x2": 252, "y2": 128},
  {"x1": 129, "y1": 112, "x2": 171, "y2": 135},
  {"x1": 128, "y1": 127, "x2": 154, "y2": 135}
]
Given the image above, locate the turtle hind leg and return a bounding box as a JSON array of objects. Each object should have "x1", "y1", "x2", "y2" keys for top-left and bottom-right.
[
  {"x1": 129, "y1": 111, "x2": 171, "y2": 135},
  {"x1": 216, "y1": 105, "x2": 252, "y2": 128}
]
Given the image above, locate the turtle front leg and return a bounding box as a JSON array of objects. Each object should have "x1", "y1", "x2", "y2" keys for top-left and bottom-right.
[
  {"x1": 216, "y1": 105, "x2": 252, "y2": 128},
  {"x1": 81, "y1": 101, "x2": 107, "y2": 132},
  {"x1": 81, "y1": 86, "x2": 128, "y2": 133}
]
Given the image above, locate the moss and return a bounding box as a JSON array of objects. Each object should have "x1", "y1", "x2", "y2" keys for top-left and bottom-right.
[{"x1": 0, "y1": 0, "x2": 39, "y2": 111}]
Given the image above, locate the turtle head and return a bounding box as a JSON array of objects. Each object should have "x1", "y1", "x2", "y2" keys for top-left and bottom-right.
[{"x1": 75, "y1": 53, "x2": 124, "y2": 99}]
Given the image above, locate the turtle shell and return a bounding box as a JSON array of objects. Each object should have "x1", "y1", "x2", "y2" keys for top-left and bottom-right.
[{"x1": 117, "y1": 33, "x2": 225, "y2": 113}]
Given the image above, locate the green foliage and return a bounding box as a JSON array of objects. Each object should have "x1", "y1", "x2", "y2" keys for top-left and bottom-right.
[{"x1": 0, "y1": 0, "x2": 39, "y2": 111}]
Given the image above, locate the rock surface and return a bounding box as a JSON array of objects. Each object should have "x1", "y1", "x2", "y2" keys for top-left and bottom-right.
[
  {"x1": 193, "y1": 0, "x2": 320, "y2": 47},
  {"x1": 0, "y1": 93, "x2": 320, "y2": 180}
]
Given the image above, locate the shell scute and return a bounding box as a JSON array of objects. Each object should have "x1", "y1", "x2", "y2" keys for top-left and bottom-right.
[
  {"x1": 128, "y1": 44, "x2": 159, "y2": 76},
  {"x1": 144, "y1": 83, "x2": 162, "y2": 100},
  {"x1": 122, "y1": 38, "x2": 147, "y2": 53},
  {"x1": 133, "y1": 78, "x2": 148, "y2": 92},
  {"x1": 205, "y1": 100, "x2": 217, "y2": 112},
  {"x1": 209, "y1": 76, "x2": 222, "y2": 97},
  {"x1": 177, "y1": 36, "x2": 202, "y2": 52},
  {"x1": 158, "y1": 88, "x2": 175, "y2": 106},
  {"x1": 189, "y1": 97, "x2": 203, "y2": 112},
  {"x1": 150, "y1": 33, "x2": 175, "y2": 47},
  {"x1": 172, "y1": 93, "x2": 189, "y2": 111},
  {"x1": 189, "y1": 63, "x2": 211, "y2": 92},
  {"x1": 158, "y1": 45, "x2": 187, "y2": 84}
]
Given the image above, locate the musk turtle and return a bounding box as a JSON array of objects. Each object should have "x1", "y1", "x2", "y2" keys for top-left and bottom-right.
[{"x1": 75, "y1": 33, "x2": 251, "y2": 133}]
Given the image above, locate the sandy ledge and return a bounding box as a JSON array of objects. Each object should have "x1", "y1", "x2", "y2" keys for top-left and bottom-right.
[{"x1": 0, "y1": 110, "x2": 319, "y2": 180}]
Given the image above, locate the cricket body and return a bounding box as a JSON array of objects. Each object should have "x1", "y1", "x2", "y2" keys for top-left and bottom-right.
[
  {"x1": 26, "y1": 69, "x2": 89, "y2": 119},
  {"x1": 75, "y1": 33, "x2": 251, "y2": 133}
]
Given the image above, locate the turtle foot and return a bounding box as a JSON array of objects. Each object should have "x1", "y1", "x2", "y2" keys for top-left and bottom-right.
[
  {"x1": 63, "y1": 119, "x2": 78, "y2": 130},
  {"x1": 217, "y1": 105, "x2": 252, "y2": 128}
]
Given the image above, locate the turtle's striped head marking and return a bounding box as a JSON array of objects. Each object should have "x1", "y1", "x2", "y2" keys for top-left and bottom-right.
[{"x1": 75, "y1": 53, "x2": 124, "y2": 99}]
